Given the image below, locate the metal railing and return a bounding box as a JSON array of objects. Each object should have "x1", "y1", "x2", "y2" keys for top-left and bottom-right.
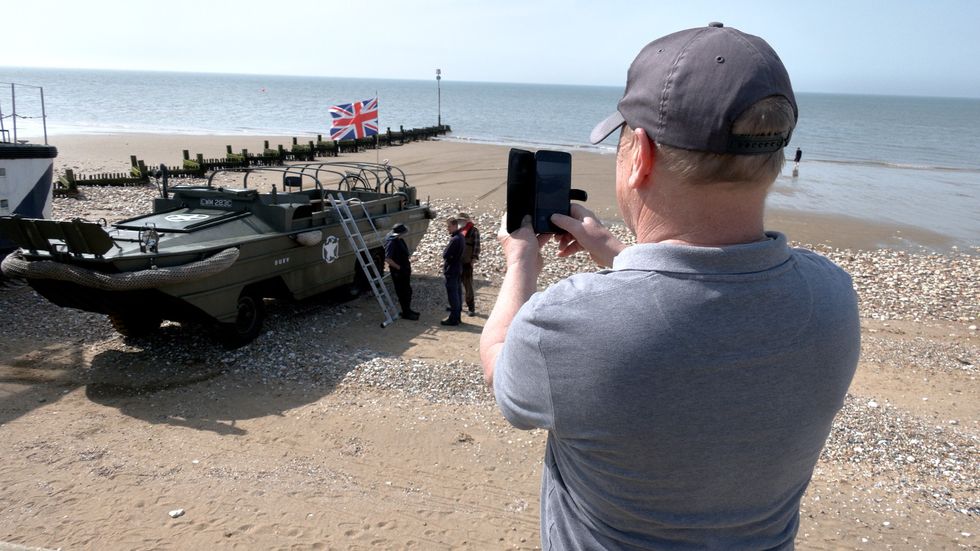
[{"x1": 0, "y1": 82, "x2": 48, "y2": 145}]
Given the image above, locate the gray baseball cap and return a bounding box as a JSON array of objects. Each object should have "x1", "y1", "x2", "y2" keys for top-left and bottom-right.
[{"x1": 590, "y1": 22, "x2": 798, "y2": 154}]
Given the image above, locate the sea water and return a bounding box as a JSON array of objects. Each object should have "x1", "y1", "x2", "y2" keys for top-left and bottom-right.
[{"x1": 2, "y1": 67, "x2": 978, "y2": 247}]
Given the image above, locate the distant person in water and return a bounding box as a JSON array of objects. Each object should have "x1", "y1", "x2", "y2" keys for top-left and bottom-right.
[{"x1": 794, "y1": 146, "x2": 802, "y2": 169}]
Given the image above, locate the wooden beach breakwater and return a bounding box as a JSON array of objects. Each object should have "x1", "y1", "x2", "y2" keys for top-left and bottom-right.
[{"x1": 53, "y1": 124, "x2": 451, "y2": 195}]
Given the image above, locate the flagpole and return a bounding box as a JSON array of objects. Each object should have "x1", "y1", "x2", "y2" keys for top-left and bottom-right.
[{"x1": 376, "y1": 90, "x2": 380, "y2": 165}]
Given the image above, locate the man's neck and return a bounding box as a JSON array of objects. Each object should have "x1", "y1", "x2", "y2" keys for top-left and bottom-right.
[{"x1": 633, "y1": 180, "x2": 770, "y2": 247}]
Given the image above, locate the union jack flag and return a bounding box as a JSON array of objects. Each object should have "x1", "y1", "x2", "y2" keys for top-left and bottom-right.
[{"x1": 329, "y1": 97, "x2": 379, "y2": 140}]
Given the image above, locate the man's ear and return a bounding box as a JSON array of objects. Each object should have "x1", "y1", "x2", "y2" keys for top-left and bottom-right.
[{"x1": 627, "y1": 127, "x2": 655, "y2": 190}]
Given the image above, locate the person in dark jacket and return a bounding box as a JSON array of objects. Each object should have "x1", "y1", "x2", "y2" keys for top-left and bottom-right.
[
  {"x1": 457, "y1": 212, "x2": 481, "y2": 315},
  {"x1": 384, "y1": 223, "x2": 419, "y2": 320},
  {"x1": 441, "y1": 217, "x2": 465, "y2": 326}
]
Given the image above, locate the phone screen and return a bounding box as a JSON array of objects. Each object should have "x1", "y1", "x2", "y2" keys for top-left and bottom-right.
[
  {"x1": 506, "y1": 149, "x2": 536, "y2": 233},
  {"x1": 534, "y1": 151, "x2": 571, "y2": 232}
]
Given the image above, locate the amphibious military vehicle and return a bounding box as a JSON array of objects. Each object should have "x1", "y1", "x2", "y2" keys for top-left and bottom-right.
[{"x1": 0, "y1": 161, "x2": 433, "y2": 346}]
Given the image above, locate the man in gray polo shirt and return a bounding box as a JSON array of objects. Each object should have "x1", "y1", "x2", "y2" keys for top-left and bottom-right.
[{"x1": 480, "y1": 23, "x2": 860, "y2": 550}]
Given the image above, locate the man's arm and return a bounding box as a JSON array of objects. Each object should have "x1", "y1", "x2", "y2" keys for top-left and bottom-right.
[
  {"x1": 472, "y1": 227, "x2": 481, "y2": 260},
  {"x1": 384, "y1": 240, "x2": 402, "y2": 271},
  {"x1": 479, "y1": 216, "x2": 551, "y2": 386}
]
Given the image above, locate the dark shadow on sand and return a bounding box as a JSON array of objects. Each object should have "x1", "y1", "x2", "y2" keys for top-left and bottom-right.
[
  {"x1": 3, "y1": 271, "x2": 477, "y2": 433},
  {"x1": 80, "y1": 274, "x2": 464, "y2": 434}
]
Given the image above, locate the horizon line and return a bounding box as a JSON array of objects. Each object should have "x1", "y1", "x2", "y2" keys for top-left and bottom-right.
[{"x1": 3, "y1": 64, "x2": 979, "y2": 101}]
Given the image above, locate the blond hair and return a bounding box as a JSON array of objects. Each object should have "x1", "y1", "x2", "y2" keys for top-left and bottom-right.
[{"x1": 647, "y1": 96, "x2": 796, "y2": 187}]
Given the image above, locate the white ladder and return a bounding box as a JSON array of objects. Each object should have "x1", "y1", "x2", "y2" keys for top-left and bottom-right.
[{"x1": 328, "y1": 193, "x2": 399, "y2": 327}]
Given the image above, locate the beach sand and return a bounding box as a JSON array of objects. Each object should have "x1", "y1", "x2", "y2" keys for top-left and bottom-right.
[{"x1": 0, "y1": 135, "x2": 976, "y2": 549}]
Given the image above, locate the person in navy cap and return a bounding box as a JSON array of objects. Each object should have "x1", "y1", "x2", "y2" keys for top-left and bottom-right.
[
  {"x1": 482, "y1": 23, "x2": 859, "y2": 550},
  {"x1": 383, "y1": 223, "x2": 418, "y2": 320}
]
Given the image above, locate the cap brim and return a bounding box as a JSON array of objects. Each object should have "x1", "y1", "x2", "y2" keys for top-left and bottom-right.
[{"x1": 590, "y1": 111, "x2": 625, "y2": 144}]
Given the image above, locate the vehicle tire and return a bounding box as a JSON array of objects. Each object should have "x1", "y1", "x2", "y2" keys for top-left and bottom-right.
[
  {"x1": 220, "y1": 291, "x2": 265, "y2": 348},
  {"x1": 109, "y1": 313, "x2": 162, "y2": 337}
]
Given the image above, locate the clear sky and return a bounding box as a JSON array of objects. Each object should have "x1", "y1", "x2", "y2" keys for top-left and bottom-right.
[{"x1": 3, "y1": 0, "x2": 979, "y2": 98}]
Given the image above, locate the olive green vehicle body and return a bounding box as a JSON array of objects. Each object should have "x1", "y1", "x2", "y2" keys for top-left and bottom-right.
[{"x1": 0, "y1": 163, "x2": 433, "y2": 344}]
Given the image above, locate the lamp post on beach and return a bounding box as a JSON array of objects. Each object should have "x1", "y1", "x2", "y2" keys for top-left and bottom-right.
[{"x1": 436, "y1": 68, "x2": 442, "y2": 127}]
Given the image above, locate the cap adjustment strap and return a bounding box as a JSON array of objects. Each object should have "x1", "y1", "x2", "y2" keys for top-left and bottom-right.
[{"x1": 726, "y1": 133, "x2": 791, "y2": 154}]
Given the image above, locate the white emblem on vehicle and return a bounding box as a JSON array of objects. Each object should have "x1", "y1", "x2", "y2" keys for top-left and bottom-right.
[
  {"x1": 164, "y1": 213, "x2": 210, "y2": 222},
  {"x1": 322, "y1": 235, "x2": 339, "y2": 263}
]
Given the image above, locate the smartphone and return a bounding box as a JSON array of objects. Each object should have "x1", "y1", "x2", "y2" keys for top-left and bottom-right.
[
  {"x1": 506, "y1": 148, "x2": 535, "y2": 233},
  {"x1": 533, "y1": 150, "x2": 572, "y2": 233}
]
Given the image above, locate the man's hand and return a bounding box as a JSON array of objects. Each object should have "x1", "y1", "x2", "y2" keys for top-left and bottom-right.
[
  {"x1": 551, "y1": 204, "x2": 626, "y2": 268},
  {"x1": 497, "y1": 214, "x2": 552, "y2": 275}
]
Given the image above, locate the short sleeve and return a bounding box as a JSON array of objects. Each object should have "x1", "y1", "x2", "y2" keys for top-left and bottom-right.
[{"x1": 493, "y1": 294, "x2": 556, "y2": 431}]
